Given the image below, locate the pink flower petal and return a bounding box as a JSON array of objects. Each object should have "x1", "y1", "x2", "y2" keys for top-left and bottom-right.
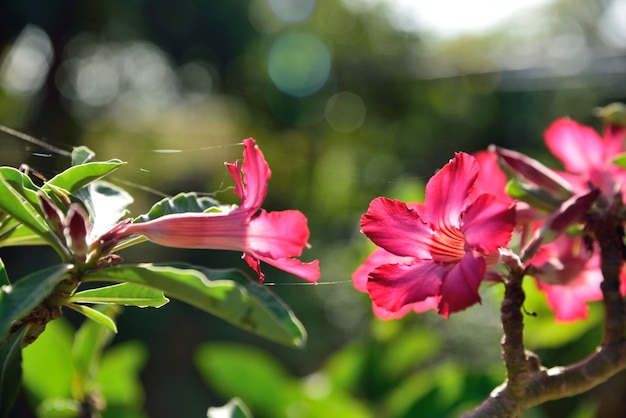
[
  {"x1": 226, "y1": 138, "x2": 271, "y2": 217},
  {"x1": 426, "y1": 152, "x2": 479, "y2": 229},
  {"x1": 367, "y1": 261, "x2": 446, "y2": 312},
  {"x1": 352, "y1": 248, "x2": 415, "y2": 293},
  {"x1": 245, "y1": 253, "x2": 320, "y2": 283},
  {"x1": 473, "y1": 150, "x2": 511, "y2": 201},
  {"x1": 438, "y1": 251, "x2": 486, "y2": 318},
  {"x1": 361, "y1": 197, "x2": 432, "y2": 258},
  {"x1": 462, "y1": 193, "x2": 516, "y2": 253},
  {"x1": 371, "y1": 296, "x2": 439, "y2": 320},
  {"x1": 536, "y1": 276, "x2": 602, "y2": 322},
  {"x1": 246, "y1": 210, "x2": 310, "y2": 258},
  {"x1": 545, "y1": 118, "x2": 605, "y2": 174}
]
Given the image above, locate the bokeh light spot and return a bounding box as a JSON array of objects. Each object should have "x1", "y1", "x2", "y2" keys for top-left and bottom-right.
[
  {"x1": 0, "y1": 25, "x2": 53, "y2": 96},
  {"x1": 267, "y1": 31, "x2": 331, "y2": 98},
  {"x1": 269, "y1": 0, "x2": 316, "y2": 23},
  {"x1": 325, "y1": 91, "x2": 366, "y2": 132}
]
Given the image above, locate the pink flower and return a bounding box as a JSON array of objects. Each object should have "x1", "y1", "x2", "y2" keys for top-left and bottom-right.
[
  {"x1": 357, "y1": 152, "x2": 516, "y2": 318},
  {"x1": 545, "y1": 118, "x2": 626, "y2": 199},
  {"x1": 530, "y1": 236, "x2": 604, "y2": 321},
  {"x1": 118, "y1": 138, "x2": 320, "y2": 282}
]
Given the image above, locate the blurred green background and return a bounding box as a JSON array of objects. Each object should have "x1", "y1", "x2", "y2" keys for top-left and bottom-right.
[{"x1": 1, "y1": 0, "x2": 626, "y2": 417}]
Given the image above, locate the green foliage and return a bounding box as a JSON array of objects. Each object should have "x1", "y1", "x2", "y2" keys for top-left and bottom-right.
[
  {"x1": 85, "y1": 263, "x2": 307, "y2": 347},
  {"x1": 613, "y1": 153, "x2": 626, "y2": 169},
  {"x1": 71, "y1": 305, "x2": 119, "y2": 400},
  {"x1": 0, "y1": 326, "x2": 27, "y2": 418},
  {"x1": 195, "y1": 343, "x2": 372, "y2": 418},
  {"x1": 0, "y1": 264, "x2": 72, "y2": 341},
  {"x1": 0, "y1": 259, "x2": 9, "y2": 286},
  {"x1": 135, "y1": 192, "x2": 223, "y2": 222},
  {"x1": 0, "y1": 168, "x2": 66, "y2": 255},
  {"x1": 44, "y1": 160, "x2": 125, "y2": 194},
  {"x1": 69, "y1": 283, "x2": 169, "y2": 308},
  {"x1": 22, "y1": 316, "x2": 147, "y2": 418},
  {"x1": 65, "y1": 304, "x2": 118, "y2": 334}
]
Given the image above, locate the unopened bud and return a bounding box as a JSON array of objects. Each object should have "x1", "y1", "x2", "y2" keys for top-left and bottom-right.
[
  {"x1": 64, "y1": 204, "x2": 91, "y2": 259},
  {"x1": 39, "y1": 193, "x2": 65, "y2": 239}
]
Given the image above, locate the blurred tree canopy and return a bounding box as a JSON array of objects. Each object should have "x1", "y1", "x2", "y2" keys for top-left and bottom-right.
[{"x1": 1, "y1": 0, "x2": 626, "y2": 417}]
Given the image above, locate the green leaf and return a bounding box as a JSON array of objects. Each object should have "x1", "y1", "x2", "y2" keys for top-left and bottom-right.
[
  {"x1": 0, "y1": 325, "x2": 27, "y2": 418},
  {"x1": 36, "y1": 398, "x2": 81, "y2": 418},
  {"x1": 85, "y1": 263, "x2": 307, "y2": 347},
  {"x1": 0, "y1": 222, "x2": 50, "y2": 248},
  {"x1": 135, "y1": 192, "x2": 222, "y2": 223},
  {"x1": 0, "y1": 259, "x2": 9, "y2": 286},
  {"x1": 195, "y1": 343, "x2": 296, "y2": 416},
  {"x1": 207, "y1": 398, "x2": 253, "y2": 418},
  {"x1": 505, "y1": 179, "x2": 562, "y2": 212},
  {"x1": 0, "y1": 167, "x2": 43, "y2": 209},
  {"x1": 71, "y1": 305, "x2": 119, "y2": 400},
  {"x1": 45, "y1": 160, "x2": 125, "y2": 193},
  {"x1": 69, "y1": 283, "x2": 169, "y2": 307},
  {"x1": 98, "y1": 341, "x2": 147, "y2": 407},
  {"x1": 22, "y1": 318, "x2": 75, "y2": 403},
  {"x1": 0, "y1": 264, "x2": 73, "y2": 341},
  {"x1": 65, "y1": 304, "x2": 117, "y2": 334},
  {"x1": 72, "y1": 146, "x2": 95, "y2": 165},
  {"x1": 0, "y1": 170, "x2": 67, "y2": 257},
  {"x1": 613, "y1": 153, "x2": 626, "y2": 169}
]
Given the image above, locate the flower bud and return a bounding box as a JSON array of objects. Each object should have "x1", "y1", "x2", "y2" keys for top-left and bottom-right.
[{"x1": 64, "y1": 204, "x2": 91, "y2": 259}]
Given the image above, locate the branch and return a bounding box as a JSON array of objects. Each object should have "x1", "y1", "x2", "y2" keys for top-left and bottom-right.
[{"x1": 463, "y1": 206, "x2": 626, "y2": 417}]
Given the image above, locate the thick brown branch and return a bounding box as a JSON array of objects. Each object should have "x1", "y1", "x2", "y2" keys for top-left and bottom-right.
[
  {"x1": 593, "y1": 210, "x2": 626, "y2": 343},
  {"x1": 500, "y1": 266, "x2": 529, "y2": 398},
  {"x1": 462, "y1": 341, "x2": 626, "y2": 417}
]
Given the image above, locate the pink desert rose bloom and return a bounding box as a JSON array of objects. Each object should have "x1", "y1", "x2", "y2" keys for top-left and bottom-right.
[
  {"x1": 545, "y1": 118, "x2": 626, "y2": 199},
  {"x1": 117, "y1": 138, "x2": 320, "y2": 282},
  {"x1": 352, "y1": 205, "x2": 439, "y2": 320},
  {"x1": 357, "y1": 152, "x2": 516, "y2": 318},
  {"x1": 529, "y1": 235, "x2": 625, "y2": 321}
]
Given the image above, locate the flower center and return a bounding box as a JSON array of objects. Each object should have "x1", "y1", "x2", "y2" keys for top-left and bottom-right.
[{"x1": 429, "y1": 226, "x2": 466, "y2": 262}]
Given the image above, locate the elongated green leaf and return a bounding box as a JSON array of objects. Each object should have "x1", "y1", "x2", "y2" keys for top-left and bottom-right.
[
  {"x1": 45, "y1": 160, "x2": 125, "y2": 193},
  {"x1": 0, "y1": 259, "x2": 8, "y2": 286},
  {"x1": 69, "y1": 283, "x2": 169, "y2": 307},
  {"x1": 505, "y1": 179, "x2": 562, "y2": 212},
  {"x1": 72, "y1": 305, "x2": 119, "y2": 400},
  {"x1": 0, "y1": 264, "x2": 73, "y2": 341},
  {"x1": 0, "y1": 171, "x2": 66, "y2": 256},
  {"x1": 85, "y1": 263, "x2": 306, "y2": 347},
  {"x1": 135, "y1": 192, "x2": 222, "y2": 223},
  {"x1": 0, "y1": 167, "x2": 43, "y2": 209},
  {"x1": 66, "y1": 304, "x2": 117, "y2": 334},
  {"x1": 0, "y1": 325, "x2": 27, "y2": 418},
  {"x1": 207, "y1": 398, "x2": 253, "y2": 418},
  {"x1": 0, "y1": 222, "x2": 49, "y2": 248}
]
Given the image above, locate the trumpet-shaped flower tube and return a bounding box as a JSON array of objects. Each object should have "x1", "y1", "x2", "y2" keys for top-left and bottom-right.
[
  {"x1": 117, "y1": 138, "x2": 320, "y2": 282},
  {"x1": 357, "y1": 152, "x2": 516, "y2": 318}
]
